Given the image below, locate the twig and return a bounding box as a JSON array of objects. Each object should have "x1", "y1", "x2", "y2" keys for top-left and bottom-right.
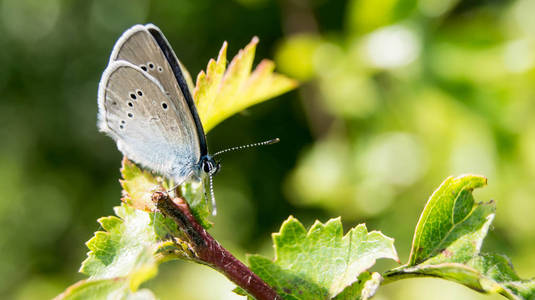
[{"x1": 152, "y1": 191, "x2": 282, "y2": 300}]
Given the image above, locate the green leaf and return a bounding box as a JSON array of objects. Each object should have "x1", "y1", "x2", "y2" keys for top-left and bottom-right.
[
  {"x1": 247, "y1": 216, "x2": 398, "y2": 299},
  {"x1": 385, "y1": 175, "x2": 535, "y2": 300},
  {"x1": 193, "y1": 37, "x2": 298, "y2": 132},
  {"x1": 408, "y1": 175, "x2": 488, "y2": 265},
  {"x1": 54, "y1": 278, "x2": 156, "y2": 300},
  {"x1": 386, "y1": 259, "x2": 535, "y2": 300},
  {"x1": 421, "y1": 202, "x2": 495, "y2": 265},
  {"x1": 79, "y1": 204, "x2": 159, "y2": 285},
  {"x1": 56, "y1": 203, "x2": 191, "y2": 299},
  {"x1": 469, "y1": 254, "x2": 535, "y2": 298},
  {"x1": 56, "y1": 205, "x2": 155, "y2": 299},
  {"x1": 58, "y1": 160, "x2": 214, "y2": 299}
]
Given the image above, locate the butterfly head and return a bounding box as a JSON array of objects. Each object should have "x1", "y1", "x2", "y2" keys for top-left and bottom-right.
[{"x1": 200, "y1": 155, "x2": 220, "y2": 176}]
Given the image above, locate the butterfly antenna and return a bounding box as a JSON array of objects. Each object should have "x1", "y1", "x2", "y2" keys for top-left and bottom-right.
[
  {"x1": 208, "y1": 173, "x2": 217, "y2": 216},
  {"x1": 213, "y1": 138, "x2": 280, "y2": 157}
]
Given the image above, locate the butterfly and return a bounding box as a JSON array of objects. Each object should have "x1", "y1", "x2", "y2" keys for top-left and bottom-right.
[
  {"x1": 97, "y1": 24, "x2": 278, "y2": 215},
  {"x1": 97, "y1": 24, "x2": 222, "y2": 210}
]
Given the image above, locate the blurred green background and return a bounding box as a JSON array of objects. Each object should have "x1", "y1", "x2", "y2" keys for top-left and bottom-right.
[{"x1": 0, "y1": 0, "x2": 534, "y2": 299}]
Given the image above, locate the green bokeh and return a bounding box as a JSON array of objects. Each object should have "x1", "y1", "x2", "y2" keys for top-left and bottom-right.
[{"x1": 0, "y1": 0, "x2": 533, "y2": 299}]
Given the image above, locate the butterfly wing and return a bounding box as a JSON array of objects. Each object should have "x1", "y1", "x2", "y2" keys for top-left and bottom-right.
[
  {"x1": 98, "y1": 61, "x2": 200, "y2": 185},
  {"x1": 107, "y1": 24, "x2": 207, "y2": 154},
  {"x1": 145, "y1": 24, "x2": 207, "y2": 156}
]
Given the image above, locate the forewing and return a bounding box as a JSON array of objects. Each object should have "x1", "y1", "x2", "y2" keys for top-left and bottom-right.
[
  {"x1": 98, "y1": 61, "x2": 199, "y2": 184},
  {"x1": 107, "y1": 24, "x2": 205, "y2": 149}
]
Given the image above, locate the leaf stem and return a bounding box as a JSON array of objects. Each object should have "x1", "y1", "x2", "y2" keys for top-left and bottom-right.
[
  {"x1": 381, "y1": 267, "x2": 423, "y2": 285},
  {"x1": 152, "y1": 191, "x2": 281, "y2": 300}
]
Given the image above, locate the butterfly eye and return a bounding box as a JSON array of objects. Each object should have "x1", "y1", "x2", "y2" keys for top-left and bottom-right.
[{"x1": 202, "y1": 161, "x2": 213, "y2": 173}]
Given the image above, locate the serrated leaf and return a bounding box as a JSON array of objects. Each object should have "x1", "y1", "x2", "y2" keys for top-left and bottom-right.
[
  {"x1": 385, "y1": 175, "x2": 535, "y2": 300},
  {"x1": 57, "y1": 203, "x2": 190, "y2": 299},
  {"x1": 247, "y1": 216, "x2": 398, "y2": 299},
  {"x1": 80, "y1": 205, "x2": 159, "y2": 287},
  {"x1": 193, "y1": 37, "x2": 298, "y2": 132},
  {"x1": 119, "y1": 158, "x2": 212, "y2": 229}
]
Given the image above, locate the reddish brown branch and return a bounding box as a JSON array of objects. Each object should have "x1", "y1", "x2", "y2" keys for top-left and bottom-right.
[{"x1": 152, "y1": 192, "x2": 281, "y2": 300}]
